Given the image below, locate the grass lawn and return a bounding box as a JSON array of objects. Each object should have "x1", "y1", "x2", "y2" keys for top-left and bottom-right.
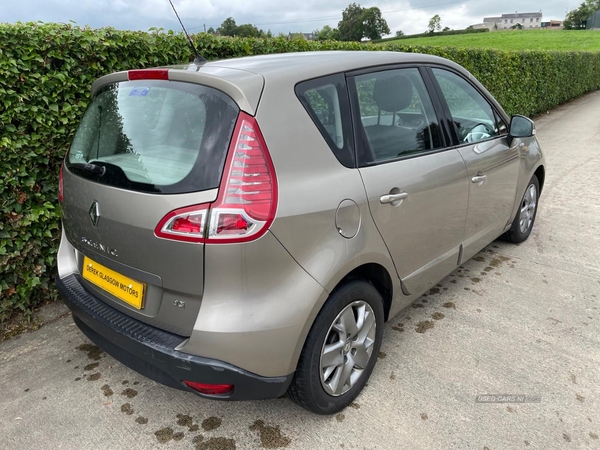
[{"x1": 378, "y1": 29, "x2": 600, "y2": 51}]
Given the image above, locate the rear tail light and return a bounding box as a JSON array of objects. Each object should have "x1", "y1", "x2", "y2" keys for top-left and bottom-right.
[
  {"x1": 155, "y1": 205, "x2": 208, "y2": 243},
  {"x1": 216, "y1": 213, "x2": 249, "y2": 235},
  {"x1": 154, "y1": 112, "x2": 277, "y2": 244},
  {"x1": 183, "y1": 381, "x2": 234, "y2": 395},
  {"x1": 58, "y1": 164, "x2": 64, "y2": 202},
  {"x1": 218, "y1": 113, "x2": 276, "y2": 221}
]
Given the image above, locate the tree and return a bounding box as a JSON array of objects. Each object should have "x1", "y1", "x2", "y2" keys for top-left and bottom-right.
[
  {"x1": 442, "y1": 26, "x2": 451, "y2": 32},
  {"x1": 289, "y1": 33, "x2": 306, "y2": 41},
  {"x1": 236, "y1": 24, "x2": 263, "y2": 38},
  {"x1": 206, "y1": 27, "x2": 216, "y2": 35},
  {"x1": 564, "y1": 0, "x2": 600, "y2": 29},
  {"x1": 338, "y1": 3, "x2": 365, "y2": 41},
  {"x1": 215, "y1": 18, "x2": 268, "y2": 38},
  {"x1": 314, "y1": 25, "x2": 340, "y2": 41},
  {"x1": 395, "y1": 30, "x2": 405, "y2": 37},
  {"x1": 361, "y1": 7, "x2": 390, "y2": 40},
  {"x1": 338, "y1": 3, "x2": 391, "y2": 41},
  {"x1": 216, "y1": 17, "x2": 238, "y2": 36},
  {"x1": 428, "y1": 14, "x2": 442, "y2": 33}
]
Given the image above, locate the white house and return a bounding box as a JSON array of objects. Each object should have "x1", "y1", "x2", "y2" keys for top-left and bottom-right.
[{"x1": 483, "y1": 12, "x2": 543, "y2": 31}]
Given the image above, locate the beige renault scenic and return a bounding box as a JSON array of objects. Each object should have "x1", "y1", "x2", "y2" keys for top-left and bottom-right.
[{"x1": 56, "y1": 51, "x2": 545, "y2": 414}]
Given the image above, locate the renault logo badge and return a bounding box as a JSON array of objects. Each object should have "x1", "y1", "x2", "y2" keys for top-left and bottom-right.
[{"x1": 89, "y1": 201, "x2": 100, "y2": 227}]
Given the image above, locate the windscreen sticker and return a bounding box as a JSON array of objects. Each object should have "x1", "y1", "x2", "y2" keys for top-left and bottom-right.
[{"x1": 129, "y1": 87, "x2": 150, "y2": 96}]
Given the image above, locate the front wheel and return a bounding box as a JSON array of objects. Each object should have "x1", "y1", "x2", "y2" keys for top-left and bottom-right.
[
  {"x1": 502, "y1": 174, "x2": 540, "y2": 243},
  {"x1": 287, "y1": 280, "x2": 384, "y2": 414}
]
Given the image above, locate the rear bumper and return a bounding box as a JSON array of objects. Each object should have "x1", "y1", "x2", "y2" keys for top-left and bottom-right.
[{"x1": 55, "y1": 274, "x2": 292, "y2": 400}]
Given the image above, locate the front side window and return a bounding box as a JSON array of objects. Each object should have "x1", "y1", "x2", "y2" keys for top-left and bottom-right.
[
  {"x1": 495, "y1": 110, "x2": 508, "y2": 135},
  {"x1": 352, "y1": 68, "x2": 443, "y2": 164},
  {"x1": 432, "y1": 68, "x2": 502, "y2": 145}
]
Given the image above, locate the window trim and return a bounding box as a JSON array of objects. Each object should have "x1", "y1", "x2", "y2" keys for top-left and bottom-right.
[
  {"x1": 424, "y1": 66, "x2": 511, "y2": 150},
  {"x1": 420, "y1": 67, "x2": 454, "y2": 148},
  {"x1": 347, "y1": 65, "x2": 451, "y2": 168},
  {"x1": 295, "y1": 73, "x2": 356, "y2": 168}
]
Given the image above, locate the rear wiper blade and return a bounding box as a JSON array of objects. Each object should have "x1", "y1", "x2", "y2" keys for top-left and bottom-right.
[{"x1": 70, "y1": 162, "x2": 106, "y2": 176}]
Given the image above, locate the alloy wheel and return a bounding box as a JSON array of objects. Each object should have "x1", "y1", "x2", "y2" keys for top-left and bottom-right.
[
  {"x1": 519, "y1": 183, "x2": 537, "y2": 234},
  {"x1": 319, "y1": 300, "x2": 377, "y2": 396}
]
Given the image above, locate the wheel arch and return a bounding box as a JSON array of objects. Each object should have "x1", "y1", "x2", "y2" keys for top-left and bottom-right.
[
  {"x1": 289, "y1": 261, "x2": 398, "y2": 374},
  {"x1": 342, "y1": 263, "x2": 394, "y2": 322},
  {"x1": 534, "y1": 164, "x2": 545, "y2": 194}
]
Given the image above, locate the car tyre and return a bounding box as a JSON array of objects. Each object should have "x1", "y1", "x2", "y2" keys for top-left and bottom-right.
[
  {"x1": 502, "y1": 174, "x2": 540, "y2": 244},
  {"x1": 287, "y1": 280, "x2": 384, "y2": 415}
]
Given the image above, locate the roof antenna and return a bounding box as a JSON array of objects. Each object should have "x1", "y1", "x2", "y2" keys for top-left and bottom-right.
[{"x1": 167, "y1": 0, "x2": 206, "y2": 64}]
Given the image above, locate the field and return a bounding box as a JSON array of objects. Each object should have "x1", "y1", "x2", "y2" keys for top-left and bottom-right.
[{"x1": 378, "y1": 29, "x2": 600, "y2": 51}]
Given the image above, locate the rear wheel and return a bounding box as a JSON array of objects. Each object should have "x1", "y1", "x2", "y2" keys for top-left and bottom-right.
[
  {"x1": 287, "y1": 280, "x2": 384, "y2": 415},
  {"x1": 502, "y1": 175, "x2": 540, "y2": 243}
]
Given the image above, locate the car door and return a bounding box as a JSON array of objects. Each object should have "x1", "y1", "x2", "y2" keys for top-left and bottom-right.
[
  {"x1": 349, "y1": 67, "x2": 469, "y2": 296},
  {"x1": 429, "y1": 68, "x2": 521, "y2": 262}
]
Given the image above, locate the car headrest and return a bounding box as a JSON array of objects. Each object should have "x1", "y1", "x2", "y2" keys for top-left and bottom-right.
[{"x1": 372, "y1": 75, "x2": 414, "y2": 113}]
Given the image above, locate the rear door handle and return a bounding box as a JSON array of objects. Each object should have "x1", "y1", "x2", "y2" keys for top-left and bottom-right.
[
  {"x1": 471, "y1": 175, "x2": 487, "y2": 184},
  {"x1": 380, "y1": 192, "x2": 409, "y2": 204}
]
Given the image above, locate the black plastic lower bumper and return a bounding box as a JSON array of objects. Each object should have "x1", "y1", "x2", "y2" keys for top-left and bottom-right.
[{"x1": 56, "y1": 274, "x2": 292, "y2": 400}]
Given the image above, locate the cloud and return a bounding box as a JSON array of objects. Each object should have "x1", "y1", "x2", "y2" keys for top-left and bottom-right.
[{"x1": 2, "y1": 0, "x2": 571, "y2": 36}]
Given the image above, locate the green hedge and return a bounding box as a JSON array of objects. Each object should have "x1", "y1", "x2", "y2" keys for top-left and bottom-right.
[
  {"x1": 2, "y1": 22, "x2": 600, "y2": 321},
  {"x1": 373, "y1": 27, "x2": 489, "y2": 43}
]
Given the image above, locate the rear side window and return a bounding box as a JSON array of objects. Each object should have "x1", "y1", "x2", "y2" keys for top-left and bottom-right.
[
  {"x1": 67, "y1": 80, "x2": 239, "y2": 194},
  {"x1": 296, "y1": 74, "x2": 355, "y2": 168}
]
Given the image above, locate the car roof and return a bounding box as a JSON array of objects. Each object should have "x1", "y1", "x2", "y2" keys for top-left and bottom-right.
[
  {"x1": 91, "y1": 51, "x2": 480, "y2": 116},
  {"x1": 169, "y1": 51, "x2": 469, "y2": 83}
]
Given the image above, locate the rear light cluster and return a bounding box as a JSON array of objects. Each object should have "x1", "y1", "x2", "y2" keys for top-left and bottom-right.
[{"x1": 155, "y1": 112, "x2": 278, "y2": 244}]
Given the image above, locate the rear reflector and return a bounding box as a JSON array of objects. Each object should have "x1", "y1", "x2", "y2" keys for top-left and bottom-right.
[
  {"x1": 58, "y1": 164, "x2": 64, "y2": 202},
  {"x1": 128, "y1": 69, "x2": 169, "y2": 80},
  {"x1": 183, "y1": 381, "x2": 234, "y2": 395}
]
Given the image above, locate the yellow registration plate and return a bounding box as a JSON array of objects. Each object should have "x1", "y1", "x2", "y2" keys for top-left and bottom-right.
[{"x1": 82, "y1": 256, "x2": 145, "y2": 309}]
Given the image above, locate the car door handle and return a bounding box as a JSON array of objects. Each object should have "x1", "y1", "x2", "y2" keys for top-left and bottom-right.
[
  {"x1": 380, "y1": 192, "x2": 409, "y2": 204},
  {"x1": 471, "y1": 175, "x2": 487, "y2": 184}
]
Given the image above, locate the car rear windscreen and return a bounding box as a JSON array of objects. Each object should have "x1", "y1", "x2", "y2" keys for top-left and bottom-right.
[{"x1": 66, "y1": 80, "x2": 239, "y2": 194}]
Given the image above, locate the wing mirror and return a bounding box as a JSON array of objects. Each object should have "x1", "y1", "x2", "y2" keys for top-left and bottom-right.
[{"x1": 508, "y1": 115, "x2": 535, "y2": 146}]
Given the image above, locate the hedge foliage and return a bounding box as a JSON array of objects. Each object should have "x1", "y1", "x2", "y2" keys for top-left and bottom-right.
[{"x1": 2, "y1": 21, "x2": 600, "y2": 321}]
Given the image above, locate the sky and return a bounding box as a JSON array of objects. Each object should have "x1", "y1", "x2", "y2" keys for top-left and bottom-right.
[{"x1": 2, "y1": 1, "x2": 574, "y2": 37}]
